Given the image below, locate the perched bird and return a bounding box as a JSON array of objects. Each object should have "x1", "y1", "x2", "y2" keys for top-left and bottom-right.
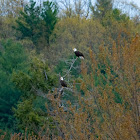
[
  {"x1": 73, "y1": 48, "x2": 84, "y2": 59},
  {"x1": 54, "y1": 77, "x2": 67, "y2": 99},
  {"x1": 60, "y1": 77, "x2": 67, "y2": 87}
]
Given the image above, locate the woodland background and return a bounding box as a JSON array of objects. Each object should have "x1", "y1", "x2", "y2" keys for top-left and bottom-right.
[{"x1": 0, "y1": 0, "x2": 140, "y2": 139}]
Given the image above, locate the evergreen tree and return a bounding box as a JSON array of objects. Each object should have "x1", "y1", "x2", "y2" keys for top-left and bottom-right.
[
  {"x1": 12, "y1": 55, "x2": 58, "y2": 134},
  {"x1": 15, "y1": 0, "x2": 58, "y2": 50},
  {"x1": 41, "y1": 1, "x2": 58, "y2": 45},
  {"x1": 15, "y1": 0, "x2": 41, "y2": 45},
  {"x1": 0, "y1": 39, "x2": 28, "y2": 131},
  {"x1": 91, "y1": 0, "x2": 113, "y2": 19}
]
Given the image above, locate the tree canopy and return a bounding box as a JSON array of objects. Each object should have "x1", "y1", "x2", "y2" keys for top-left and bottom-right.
[{"x1": 0, "y1": 0, "x2": 140, "y2": 139}]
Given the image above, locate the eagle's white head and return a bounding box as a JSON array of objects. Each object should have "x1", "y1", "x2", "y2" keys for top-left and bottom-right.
[
  {"x1": 60, "y1": 77, "x2": 64, "y2": 80},
  {"x1": 73, "y1": 48, "x2": 77, "y2": 52}
]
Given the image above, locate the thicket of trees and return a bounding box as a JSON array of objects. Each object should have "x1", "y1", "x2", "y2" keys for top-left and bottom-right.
[{"x1": 0, "y1": 0, "x2": 140, "y2": 139}]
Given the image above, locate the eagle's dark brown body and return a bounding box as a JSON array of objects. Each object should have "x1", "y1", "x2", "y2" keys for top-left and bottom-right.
[
  {"x1": 75, "y1": 51, "x2": 84, "y2": 58},
  {"x1": 60, "y1": 79, "x2": 67, "y2": 87}
]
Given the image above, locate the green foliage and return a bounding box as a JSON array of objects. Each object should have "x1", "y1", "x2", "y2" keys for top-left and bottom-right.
[
  {"x1": 12, "y1": 54, "x2": 58, "y2": 133},
  {"x1": 15, "y1": 0, "x2": 58, "y2": 50},
  {"x1": 12, "y1": 55, "x2": 58, "y2": 94},
  {"x1": 48, "y1": 17, "x2": 105, "y2": 67},
  {"x1": 112, "y1": 8, "x2": 129, "y2": 22},
  {"x1": 0, "y1": 0, "x2": 140, "y2": 138},
  {"x1": 55, "y1": 55, "x2": 81, "y2": 78},
  {"x1": 41, "y1": 1, "x2": 58, "y2": 45},
  {"x1": 102, "y1": 8, "x2": 130, "y2": 27},
  {"x1": 15, "y1": 0, "x2": 41, "y2": 45},
  {"x1": 13, "y1": 96, "x2": 58, "y2": 135},
  {"x1": 0, "y1": 39, "x2": 28, "y2": 130},
  {"x1": 95, "y1": 48, "x2": 123, "y2": 103},
  {"x1": 91, "y1": 0, "x2": 113, "y2": 19},
  {"x1": 90, "y1": 0, "x2": 132, "y2": 48},
  {"x1": 13, "y1": 99, "x2": 45, "y2": 133},
  {"x1": 0, "y1": 39, "x2": 28, "y2": 72},
  {"x1": 0, "y1": 17, "x2": 16, "y2": 39}
]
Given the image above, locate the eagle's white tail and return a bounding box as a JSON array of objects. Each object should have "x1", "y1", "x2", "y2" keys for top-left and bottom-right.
[{"x1": 79, "y1": 56, "x2": 84, "y2": 59}]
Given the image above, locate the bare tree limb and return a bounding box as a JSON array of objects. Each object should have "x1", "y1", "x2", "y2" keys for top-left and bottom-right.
[{"x1": 63, "y1": 57, "x2": 78, "y2": 78}]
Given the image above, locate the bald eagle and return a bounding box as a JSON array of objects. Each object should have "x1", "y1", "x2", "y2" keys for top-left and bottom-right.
[
  {"x1": 73, "y1": 48, "x2": 84, "y2": 59},
  {"x1": 60, "y1": 77, "x2": 67, "y2": 87}
]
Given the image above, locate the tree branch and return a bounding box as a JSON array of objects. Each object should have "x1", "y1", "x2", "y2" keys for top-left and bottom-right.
[
  {"x1": 44, "y1": 70, "x2": 48, "y2": 80},
  {"x1": 63, "y1": 57, "x2": 78, "y2": 78}
]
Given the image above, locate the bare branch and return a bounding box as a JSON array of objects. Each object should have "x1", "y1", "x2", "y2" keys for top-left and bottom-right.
[{"x1": 63, "y1": 57, "x2": 78, "y2": 78}]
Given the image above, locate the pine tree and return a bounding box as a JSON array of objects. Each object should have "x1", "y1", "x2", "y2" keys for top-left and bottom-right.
[
  {"x1": 15, "y1": 0, "x2": 41, "y2": 45},
  {"x1": 12, "y1": 55, "x2": 58, "y2": 134},
  {"x1": 0, "y1": 39, "x2": 28, "y2": 130},
  {"x1": 91, "y1": 0, "x2": 113, "y2": 19},
  {"x1": 41, "y1": 1, "x2": 58, "y2": 45},
  {"x1": 15, "y1": 0, "x2": 58, "y2": 49}
]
